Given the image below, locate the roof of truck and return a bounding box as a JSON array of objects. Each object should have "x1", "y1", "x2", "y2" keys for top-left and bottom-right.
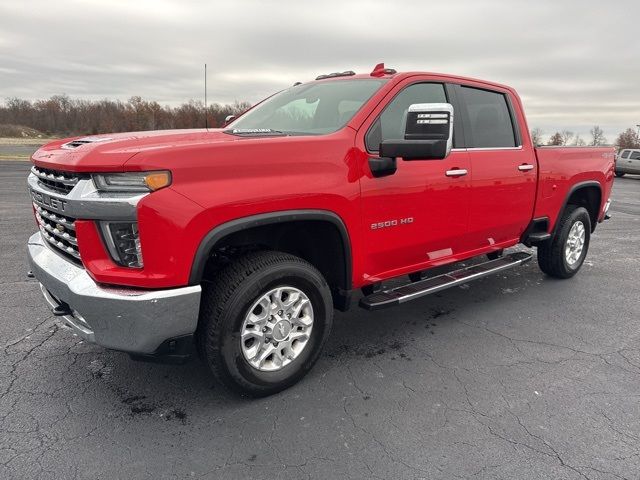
[{"x1": 311, "y1": 64, "x2": 515, "y2": 93}]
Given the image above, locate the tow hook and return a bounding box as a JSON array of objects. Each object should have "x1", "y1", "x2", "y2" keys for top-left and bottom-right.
[
  {"x1": 26, "y1": 270, "x2": 34, "y2": 278},
  {"x1": 52, "y1": 302, "x2": 72, "y2": 316}
]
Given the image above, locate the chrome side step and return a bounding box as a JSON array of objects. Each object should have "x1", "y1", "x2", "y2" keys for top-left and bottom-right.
[{"x1": 359, "y1": 251, "x2": 532, "y2": 311}]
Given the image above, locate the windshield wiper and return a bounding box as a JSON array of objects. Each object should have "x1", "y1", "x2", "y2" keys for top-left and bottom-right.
[{"x1": 223, "y1": 128, "x2": 287, "y2": 136}]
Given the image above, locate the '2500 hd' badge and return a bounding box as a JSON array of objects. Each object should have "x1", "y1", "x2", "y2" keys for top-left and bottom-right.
[
  {"x1": 30, "y1": 189, "x2": 67, "y2": 212},
  {"x1": 371, "y1": 217, "x2": 414, "y2": 230}
]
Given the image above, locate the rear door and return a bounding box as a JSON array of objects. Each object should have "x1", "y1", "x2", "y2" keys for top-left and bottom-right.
[{"x1": 454, "y1": 84, "x2": 537, "y2": 252}]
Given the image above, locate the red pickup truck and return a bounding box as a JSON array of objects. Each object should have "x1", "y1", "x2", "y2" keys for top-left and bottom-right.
[{"x1": 27, "y1": 64, "x2": 614, "y2": 395}]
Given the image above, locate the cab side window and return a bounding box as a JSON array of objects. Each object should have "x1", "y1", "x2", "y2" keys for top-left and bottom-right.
[
  {"x1": 620, "y1": 150, "x2": 631, "y2": 158},
  {"x1": 630, "y1": 151, "x2": 640, "y2": 160},
  {"x1": 366, "y1": 83, "x2": 447, "y2": 152},
  {"x1": 460, "y1": 86, "x2": 517, "y2": 148}
]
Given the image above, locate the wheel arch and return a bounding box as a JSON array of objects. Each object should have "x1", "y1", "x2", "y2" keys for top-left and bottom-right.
[
  {"x1": 189, "y1": 210, "x2": 353, "y2": 309},
  {"x1": 553, "y1": 181, "x2": 602, "y2": 235}
]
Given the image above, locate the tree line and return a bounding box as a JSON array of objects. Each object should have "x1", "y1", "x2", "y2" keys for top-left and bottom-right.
[
  {"x1": 0, "y1": 95, "x2": 251, "y2": 136},
  {"x1": 530, "y1": 126, "x2": 640, "y2": 149}
]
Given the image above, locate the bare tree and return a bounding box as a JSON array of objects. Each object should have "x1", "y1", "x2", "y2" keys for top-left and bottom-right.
[
  {"x1": 614, "y1": 128, "x2": 640, "y2": 150},
  {"x1": 547, "y1": 132, "x2": 564, "y2": 146},
  {"x1": 589, "y1": 125, "x2": 607, "y2": 146},
  {"x1": 560, "y1": 130, "x2": 574, "y2": 146},
  {"x1": 530, "y1": 128, "x2": 544, "y2": 146},
  {"x1": 572, "y1": 134, "x2": 586, "y2": 146}
]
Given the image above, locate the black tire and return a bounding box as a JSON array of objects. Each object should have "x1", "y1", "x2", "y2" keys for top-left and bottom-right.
[
  {"x1": 487, "y1": 249, "x2": 504, "y2": 261},
  {"x1": 197, "y1": 251, "x2": 333, "y2": 396},
  {"x1": 615, "y1": 171, "x2": 625, "y2": 178},
  {"x1": 537, "y1": 205, "x2": 591, "y2": 279}
]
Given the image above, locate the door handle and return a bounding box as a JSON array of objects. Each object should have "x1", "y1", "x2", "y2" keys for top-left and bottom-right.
[
  {"x1": 518, "y1": 164, "x2": 534, "y2": 171},
  {"x1": 445, "y1": 168, "x2": 468, "y2": 177}
]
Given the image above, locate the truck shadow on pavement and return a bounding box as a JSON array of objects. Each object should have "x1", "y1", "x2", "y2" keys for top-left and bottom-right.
[{"x1": 66, "y1": 257, "x2": 542, "y2": 416}]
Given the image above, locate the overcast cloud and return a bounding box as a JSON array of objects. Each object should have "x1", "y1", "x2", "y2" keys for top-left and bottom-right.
[{"x1": 1, "y1": 0, "x2": 639, "y2": 141}]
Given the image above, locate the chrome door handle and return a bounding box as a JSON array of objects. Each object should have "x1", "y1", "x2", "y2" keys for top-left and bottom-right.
[
  {"x1": 445, "y1": 169, "x2": 468, "y2": 177},
  {"x1": 518, "y1": 164, "x2": 534, "y2": 171}
]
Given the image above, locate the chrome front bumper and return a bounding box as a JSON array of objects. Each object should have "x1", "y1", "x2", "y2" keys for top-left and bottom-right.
[{"x1": 27, "y1": 232, "x2": 202, "y2": 354}]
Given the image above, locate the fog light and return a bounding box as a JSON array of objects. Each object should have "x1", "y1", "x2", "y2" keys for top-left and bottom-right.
[{"x1": 100, "y1": 222, "x2": 143, "y2": 268}]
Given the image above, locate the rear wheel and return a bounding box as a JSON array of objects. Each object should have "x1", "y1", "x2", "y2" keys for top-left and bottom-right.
[
  {"x1": 537, "y1": 205, "x2": 591, "y2": 279},
  {"x1": 197, "y1": 251, "x2": 333, "y2": 396}
]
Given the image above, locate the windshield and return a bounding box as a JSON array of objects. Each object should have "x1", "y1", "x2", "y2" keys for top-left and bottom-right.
[{"x1": 227, "y1": 79, "x2": 387, "y2": 135}]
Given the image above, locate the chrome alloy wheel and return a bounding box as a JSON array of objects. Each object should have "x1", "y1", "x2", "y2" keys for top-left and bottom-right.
[
  {"x1": 240, "y1": 286, "x2": 314, "y2": 372},
  {"x1": 565, "y1": 220, "x2": 586, "y2": 266}
]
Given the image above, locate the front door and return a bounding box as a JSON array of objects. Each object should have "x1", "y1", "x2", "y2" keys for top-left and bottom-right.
[{"x1": 356, "y1": 80, "x2": 471, "y2": 282}]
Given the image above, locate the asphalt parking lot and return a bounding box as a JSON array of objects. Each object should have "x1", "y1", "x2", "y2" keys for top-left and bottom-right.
[{"x1": 1, "y1": 159, "x2": 639, "y2": 480}]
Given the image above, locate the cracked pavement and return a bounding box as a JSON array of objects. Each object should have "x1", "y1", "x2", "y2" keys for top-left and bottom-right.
[{"x1": 1, "y1": 160, "x2": 639, "y2": 479}]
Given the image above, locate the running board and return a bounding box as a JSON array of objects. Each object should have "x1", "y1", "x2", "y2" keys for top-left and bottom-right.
[{"x1": 359, "y1": 251, "x2": 532, "y2": 311}]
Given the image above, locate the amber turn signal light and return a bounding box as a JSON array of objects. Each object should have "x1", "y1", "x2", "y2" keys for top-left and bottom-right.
[{"x1": 144, "y1": 171, "x2": 172, "y2": 191}]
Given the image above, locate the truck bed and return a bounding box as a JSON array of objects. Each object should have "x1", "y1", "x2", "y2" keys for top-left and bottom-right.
[{"x1": 533, "y1": 146, "x2": 615, "y2": 229}]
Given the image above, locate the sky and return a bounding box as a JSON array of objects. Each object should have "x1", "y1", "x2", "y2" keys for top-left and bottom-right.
[{"x1": 1, "y1": 0, "x2": 639, "y2": 142}]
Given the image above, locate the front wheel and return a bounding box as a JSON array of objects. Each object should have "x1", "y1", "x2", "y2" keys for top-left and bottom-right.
[
  {"x1": 615, "y1": 171, "x2": 625, "y2": 178},
  {"x1": 197, "y1": 251, "x2": 333, "y2": 396},
  {"x1": 537, "y1": 205, "x2": 591, "y2": 279}
]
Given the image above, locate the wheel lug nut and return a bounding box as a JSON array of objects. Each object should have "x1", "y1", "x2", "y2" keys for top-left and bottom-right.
[
  {"x1": 262, "y1": 327, "x2": 267, "y2": 332},
  {"x1": 278, "y1": 310, "x2": 283, "y2": 316}
]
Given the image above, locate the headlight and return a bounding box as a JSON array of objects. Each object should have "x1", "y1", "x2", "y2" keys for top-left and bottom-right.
[
  {"x1": 92, "y1": 171, "x2": 171, "y2": 192},
  {"x1": 100, "y1": 222, "x2": 143, "y2": 268}
]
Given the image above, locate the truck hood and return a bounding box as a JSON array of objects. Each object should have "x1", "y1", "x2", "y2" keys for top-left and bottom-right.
[{"x1": 31, "y1": 129, "x2": 241, "y2": 172}]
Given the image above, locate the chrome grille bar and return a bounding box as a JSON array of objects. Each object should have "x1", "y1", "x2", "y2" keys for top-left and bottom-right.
[
  {"x1": 31, "y1": 166, "x2": 79, "y2": 186},
  {"x1": 31, "y1": 166, "x2": 83, "y2": 195},
  {"x1": 33, "y1": 204, "x2": 76, "y2": 230},
  {"x1": 36, "y1": 213, "x2": 78, "y2": 246},
  {"x1": 33, "y1": 203, "x2": 81, "y2": 261}
]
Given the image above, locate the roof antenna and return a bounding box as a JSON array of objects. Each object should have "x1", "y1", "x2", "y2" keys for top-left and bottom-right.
[{"x1": 204, "y1": 63, "x2": 208, "y2": 131}]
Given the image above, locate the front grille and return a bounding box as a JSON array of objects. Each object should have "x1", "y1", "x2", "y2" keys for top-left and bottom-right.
[
  {"x1": 34, "y1": 203, "x2": 81, "y2": 262},
  {"x1": 31, "y1": 166, "x2": 84, "y2": 195}
]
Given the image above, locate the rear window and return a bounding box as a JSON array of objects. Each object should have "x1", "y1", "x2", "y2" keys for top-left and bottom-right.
[{"x1": 460, "y1": 86, "x2": 517, "y2": 148}]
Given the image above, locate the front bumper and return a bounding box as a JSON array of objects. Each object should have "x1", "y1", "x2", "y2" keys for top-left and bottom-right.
[{"x1": 27, "y1": 232, "x2": 202, "y2": 354}]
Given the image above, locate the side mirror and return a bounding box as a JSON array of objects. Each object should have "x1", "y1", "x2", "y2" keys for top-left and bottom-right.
[
  {"x1": 380, "y1": 103, "x2": 454, "y2": 160},
  {"x1": 223, "y1": 115, "x2": 236, "y2": 126}
]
